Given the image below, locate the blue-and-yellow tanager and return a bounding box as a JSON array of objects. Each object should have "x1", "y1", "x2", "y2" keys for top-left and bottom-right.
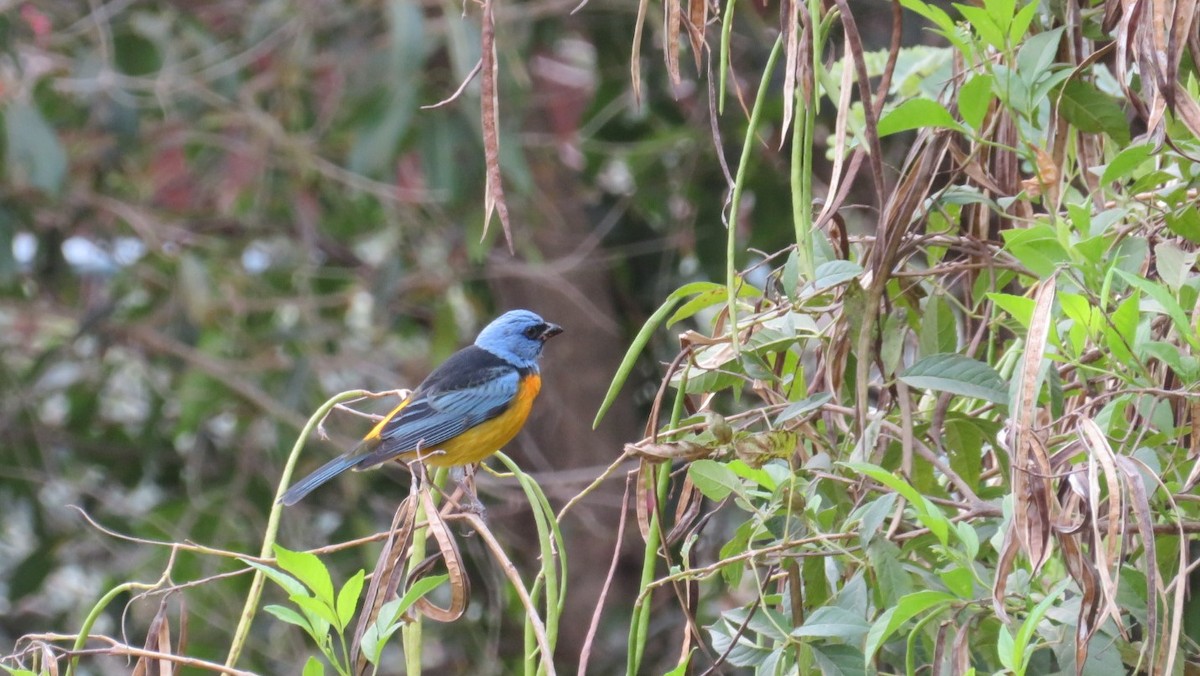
[{"x1": 281, "y1": 310, "x2": 562, "y2": 505}]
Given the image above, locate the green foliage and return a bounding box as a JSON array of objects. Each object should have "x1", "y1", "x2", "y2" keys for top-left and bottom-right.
[{"x1": 242, "y1": 545, "x2": 375, "y2": 676}]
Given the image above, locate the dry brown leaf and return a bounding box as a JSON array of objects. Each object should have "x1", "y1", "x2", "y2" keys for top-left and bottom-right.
[
  {"x1": 630, "y1": 0, "x2": 651, "y2": 105},
  {"x1": 480, "y1": 0, "x2": 513, "y2": 254},
  {"x1": 815, "y1": 33, "x2": 858, "y2": 229},
  {"x1": 134, "y1": 599, "x2": 173, "y2": 676},
  {"x1": 685, "y1": 0, "x2": 708, "y2": 73},
  {"x1": 992, "y1": 525, "x2": 1019, "y2": 622},
  {"x1": 1009, "y1": 277, "x2": 1057, "y2": 573},
  {"x1": 666, "y1": 475, "x2": 703, "y2": 545},
  {"x1": 734, "y1": 430, "x2": 799, "y2": 467},
  {"x1": 351, "y1": 497, "x2": 416, "y2": 672},
  {"x1": 1078, "y1": 419, "x2": 1126, "y2": 633},
  {"x1": 1115, "y1": 455, "x2": 1159, "y2": 666},
  {"x1": 414, "y1": 487, "x2": 469, "y2": 622},
  {"x1": 665, "y1": 0, "x2": 682, "y2": 87},
  {"x1": 780, "y1": 0, "x2": 801, "y2": 146},
  {"x1": 626, "y1": 439, "x2": 714, "y2": 462},
  {"x1": 41, "y1": 644, "x2": 58, "y2": 676},
  {"x1": 636, "y1": 459, "x2": 654, "y2": 542},
  {"x1": 1183, "y1": 399, "x2": 1200, "y2": 491}
]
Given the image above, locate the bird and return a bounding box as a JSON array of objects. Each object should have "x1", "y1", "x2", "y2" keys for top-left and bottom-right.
[{"x1": 280, "y1": 309, "x2": 562, "y2": 506}]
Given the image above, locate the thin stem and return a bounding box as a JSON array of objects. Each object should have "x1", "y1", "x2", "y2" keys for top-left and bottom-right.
[
  {"x1": 727, "y1": 34, "x2": 785, "y2": 354},
  {"x1": 224, "y1": 389, "x2": 374, "y2": 670}
]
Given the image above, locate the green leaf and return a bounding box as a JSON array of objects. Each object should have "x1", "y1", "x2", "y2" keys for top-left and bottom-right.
[
  {"x1": 726, "y1": 459, "x2": 776, "y2": 491},
  {"x1": 302, "y1": 656, "x2": 325, "y2": 676},
  {"x1": 661, "y1": 652, "x2": 693, "y2": 676},
  {"x1": 274, "y1": 545, "x2": 336, "y2": 604},
  {"x1": 955, "y1": 4, "x2": 1006, "y2": 49},
  {"x1": 240, "y1": 559, "x2": 307, "y2": 598},
  {"x1": 1103, "y1": 292, "x2": 1138, "y2": 365},
  {"x1": 1155, "y1": 241, "x2": 1196, "y2": 292},
  {"x1": 863, "y1": 590, "x2": 955, "y2": 662},
  {"x1": 1166, "y1": 205, "x2": 1200, "y2": 244},
  {"x1": 944, "y1": 415, "x2": 984, "y2": 492},
  {"x1": 336, "y1": 569, "x2": 365, "y2": 629},
  {"x1": 4, "y1": 102, "x2": 68, "y2": 194},
  {"x1": 867, "y1": 539, "x2": 913, "y2": 607},
  {"x1": 1016, "y1": 28, "x2": 1063, "y2": 86},
  {"x1": 1116, "y1": 270, "x2": 1199, "y2": 349},
  {"x1": 841, "y1": 462, "x2": 951, "y2": 545},
  {"x1": 899, "y1": 0, "x2": 959, "y2": 38},
  {"x1": 878, "y1": 98, "x2": 963, "y2": 137},
  {"x1": 1100, "y1": 143, "x2": 1154, "y2": 184},
  {"x1": 810, "y1": 643, "x2": 867, "y2": 675},
  {"x1": 362, "y1": 575, "x2": 448, "y2": 665},
  {"x1": 988, "y1": 292, "x2": 1034, "y2": 327},
  {"x1": 792, "y1": 606, "x2": 870, "y2": 641},
  {"x1": 360, "y1": 576, "x2": 451, "y2": 667},
  {"x1": 1141, "y1": 341, "x2": 1200, "y2": 381},
  {"x1": 1012, "y1": 578, "x2": 1070, "y2": 672},
  {"x1": 774, "y1": 392, "x2": 832, "y2": 425},
  {"x1": 719, "y1": 523, "x2": 752, "y2": 587},
  {"x1": 956, "y1": 521, "x2": 980, "y2": 559},
  {"x1": 939, "y1": 565, "x2": 974, "y2": 598},
  {"x1": 997, "y1": 624, "x2": 1016, "y2": 671},
  {"x1": 958, "y1": 74, "x2": 994, "y2": 129},
  {"x1": 264, "y1": 603, "x2": 315, "y2": 635},
  {"x1": 812, "y1": 260, "x2": 864, "y2": 290},
  {"x1": 595, "y1": 282, "x2": 727, "y2": 427},
  {"x1": 856, "y1": 492, "x2": 898, "y2": 548},
  {"x1": 668, "y1": 283, "x2": 759, "y2": 326},
  {"x1": 1008, "y1": 0, "x2": 1039, "y2": 44},
  {"x1": 1057, "y1": 79, "x2": 1130, "y2": 143},
  {"x1": 688, "y1": 459, "x2": 742, "y2": 501},
  {"x1": 1002, "y1": 224, "x2": 1070, "y2": 276},
  {"x1": 899, "y1": 353, "x2": 1009, "y2": 405},
  {"x1": 292, "y1": 594, "x2": 340, "y2": 630},
  {"x1": 918, "y1": 294, "x2": 958, "y2": 358},
  {"x1": 983, "y1": 0, "x2": 1015, "y2": 30}
]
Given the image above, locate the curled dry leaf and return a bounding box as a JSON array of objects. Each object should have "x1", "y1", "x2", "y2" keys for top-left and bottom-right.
[
  {"x1": 414, "y1": 487, "x2": 469, "y2": 622},
  {"x1": 627, "y1": 439, "x2": 714, "y2": 462},
  {"x1": 352, "y1": 497, "x2": 417, "y2": 671},
  {"x1": 734, "y1": 430, "x2": 799, "y2": 467}
]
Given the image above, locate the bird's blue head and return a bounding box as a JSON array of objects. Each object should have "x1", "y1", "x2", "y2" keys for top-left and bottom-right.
[{"x1": 474, "y1": 310, "x2": 563, "y2": 368}]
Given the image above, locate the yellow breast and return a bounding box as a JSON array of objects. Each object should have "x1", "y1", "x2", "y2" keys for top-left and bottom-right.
[{"x1": 423, "y1": 374, "x2": 542, "y2": 467}]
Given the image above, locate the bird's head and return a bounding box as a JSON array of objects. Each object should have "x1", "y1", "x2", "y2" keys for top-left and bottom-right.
[{"x1": 474, "y1": 309, "x2": 563, "y2": 367}]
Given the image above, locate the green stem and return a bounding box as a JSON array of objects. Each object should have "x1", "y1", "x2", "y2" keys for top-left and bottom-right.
[
  {"x1": 68, "y1": 581, "x2": 154, "y2": 676},
  {"x1": 627, "y1": 369, "x2": 691, "y2": 674},
  {"x1": 496, "y1": 452, "x2": 565, "y2": 676},
  {"x1": 728, "y1": 34, "x2": 785, "y2": 354},
  {"x1": 224, "y1": 389, "x2": 374, "y2": 669},
  {"x1": 718, "y1": 0, "x2": 737, "y2": 115}
]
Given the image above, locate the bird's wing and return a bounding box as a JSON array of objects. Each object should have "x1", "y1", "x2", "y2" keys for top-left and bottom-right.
[{"x1": 351, "y1": 363, "x2": 520, "y2": 468}]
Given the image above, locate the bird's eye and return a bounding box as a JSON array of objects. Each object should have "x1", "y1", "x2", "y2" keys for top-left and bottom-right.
[{"x1": 523, "y1": 325, "x2": 541, "y2": 339}]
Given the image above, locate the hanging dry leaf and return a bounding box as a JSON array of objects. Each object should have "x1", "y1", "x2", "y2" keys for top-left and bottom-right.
[{"x1": 480, "y1": 0, "x2": 514, "y2": 253}]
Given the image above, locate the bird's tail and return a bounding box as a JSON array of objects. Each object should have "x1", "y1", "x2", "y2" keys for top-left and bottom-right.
[{"x1": 279, "y1": 454, "x2": 362, "y2": 505}]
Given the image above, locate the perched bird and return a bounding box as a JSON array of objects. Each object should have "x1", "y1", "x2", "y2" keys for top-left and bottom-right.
[{"x1": 280, "y1": 310, "x2": 562, "y2": 505}]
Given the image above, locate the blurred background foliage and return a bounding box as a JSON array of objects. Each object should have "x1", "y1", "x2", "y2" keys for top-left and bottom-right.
[{"x1": 0, "y1": 0, "x2": 715, "y2": 670}]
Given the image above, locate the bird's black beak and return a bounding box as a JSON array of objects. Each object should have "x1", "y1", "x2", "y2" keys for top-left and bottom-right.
[{"x1": 540, "y1": 323, "x2": 564, "y2": 341}]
